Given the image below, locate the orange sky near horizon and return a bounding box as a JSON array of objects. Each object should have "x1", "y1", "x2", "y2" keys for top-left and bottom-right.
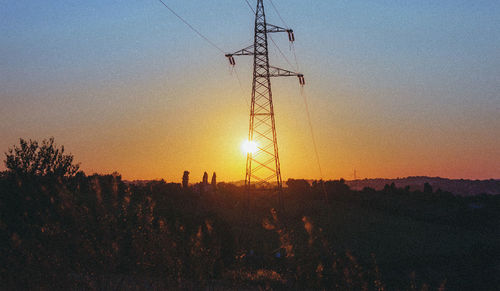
[{"x1": 4, "y1": 77, "x2": 495, "y2": 183}]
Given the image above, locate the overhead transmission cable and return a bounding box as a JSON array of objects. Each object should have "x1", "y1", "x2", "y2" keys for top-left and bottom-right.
[
  {"x1": 268, "y1": 0, "x2": 289, "y2": 28},
  {"x1": 292, "y1": 45, "x2": 300, "y2": 71},
  {"x1": 301, "y1": 88, "x2": 326, "y2": 176},
  {"x1": 155, "y1": 1, "x2": 249, "y2": 120},
  {"x1": 267, "y1": 0, "x2": 301, "y2": 71},
  {"x1": 244, "y1": 0, "x2": 255, "y2": 13},
  {"x1": 155, "y1": 0, "x2": 225, "y2": 53},
  {"x1": 231, "y1": 66, "x2": 250, "y2": 109},
  {"x1": 269, "y1": 35, "x2": 296, "y2": 71}
]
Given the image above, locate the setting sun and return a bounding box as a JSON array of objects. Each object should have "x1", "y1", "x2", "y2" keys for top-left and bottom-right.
[{"x1": 241, "y1": 140, "x2": 258, "y2": 154}]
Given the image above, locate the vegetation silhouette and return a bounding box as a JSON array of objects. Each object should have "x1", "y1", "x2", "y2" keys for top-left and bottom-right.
[
  {"x1": 1, "y1": 138, "x2": 499, "y2": 290},
  {"x1": 211, "y1": 172, "x2": 217, "y2": 190},
  {"x1": 202, "y1": 171, "x2": 208, "y2": 185},
  {"x1": 182, "y1": 170, "x2": 189, "y2": 189},
  {"x1": 5, "y1": 137, "x2": 79, "y2": 179}
]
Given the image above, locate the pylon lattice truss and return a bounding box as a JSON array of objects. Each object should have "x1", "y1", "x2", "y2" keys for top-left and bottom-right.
[{"x1": 225, "y1": 0, "x2": 304, "y2": 208}]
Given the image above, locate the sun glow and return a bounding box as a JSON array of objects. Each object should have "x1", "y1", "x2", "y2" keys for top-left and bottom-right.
[{"x1": 242, "y1": 140, "x2": 258, "y2": 154}]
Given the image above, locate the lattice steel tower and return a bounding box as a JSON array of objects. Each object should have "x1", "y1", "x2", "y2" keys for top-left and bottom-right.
[{"x1": 226, "y1": 0, "x2": 304, "y2": 210}]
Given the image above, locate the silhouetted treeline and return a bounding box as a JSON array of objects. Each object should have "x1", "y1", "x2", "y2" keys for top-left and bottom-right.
[
  {"x1": 2, "y1": 171, "x2": 499, "y2": 289},
  {"x1": 0, "y1": 171, "x2": 238, "y2": 289}
]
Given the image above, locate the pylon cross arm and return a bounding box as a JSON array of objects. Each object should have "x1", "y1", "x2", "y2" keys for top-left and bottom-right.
[
  {"x1": 268, "y1": 66, "x2": 301, "y2": 77},
  {"x1": 266, "y1": 23, "x2": 289, "y2": 33},
  {"x1": 226, "y1": 44, "x2": 254, "y2": 57}
]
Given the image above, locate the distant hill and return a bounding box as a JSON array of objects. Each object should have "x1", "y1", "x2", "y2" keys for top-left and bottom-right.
[
  {"x1": 125, "y1": 177, "x2": 500, "y2": 196},
  {"x1": 346, "y1": 176, "x2": 500, "y2": 196}
]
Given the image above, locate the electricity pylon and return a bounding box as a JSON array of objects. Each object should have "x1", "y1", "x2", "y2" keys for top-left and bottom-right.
[{"x1": 226, "y1": 0, "x2": 304, "y2": 210}]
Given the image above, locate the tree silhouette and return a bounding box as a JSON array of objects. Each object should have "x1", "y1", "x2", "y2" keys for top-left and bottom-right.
[
  {"x1": 211, "y1": 172, "x2": 217, "y2": 189},
  {"x1": 202, "y1": 172, "x2": 208, "y2": 185},
  {"x1": 424, "y1": 182, "x2": 433, "y2": 194},
  {"x1": 182, "y1": 171, "x2": 190, "y2": 189},
  {"x1": 4, "y1": 137, "x2": 79, "y2": 178}
]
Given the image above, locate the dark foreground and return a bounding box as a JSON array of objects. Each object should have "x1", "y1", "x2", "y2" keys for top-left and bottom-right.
[{"x1": 1, "y1": 174, "x2": 499, "y2": 290}]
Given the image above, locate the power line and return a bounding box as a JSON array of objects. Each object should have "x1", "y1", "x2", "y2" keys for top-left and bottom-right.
[
  {"x1": 267, "y1": 0, "x2": 300, "y2": 72},
  {"x1": 244, "y1": 0, "x2": 255, "y2": 14},
  {"x1": 269, "y1": 35, "x2": 296, "y2": 71},
  {"x1": 155, "y1": 0, "x2": 225, "y2": 53},
  {"x1": 231, "y1": 66, "x2": 250, "y2": 109},
  {"x1": 291, "y1": 43, "x2": 300, "y2": 71},
  {"x1": 300, "y1": 87, "x2": 323, "y2": 178},
  {"x1": 300, "y1": 86, "x2": 328, "y2": 203},
  {"x1": 268, "y1": 0, "x2": 289, "y2": 28}
]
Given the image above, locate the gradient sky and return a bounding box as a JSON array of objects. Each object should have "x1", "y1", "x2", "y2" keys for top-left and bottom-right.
[{"x1": 1, "y1": 0, "x2": 499, "y2": 182}]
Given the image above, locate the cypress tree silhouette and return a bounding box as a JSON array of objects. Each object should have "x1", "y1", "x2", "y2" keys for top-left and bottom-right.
[
  {"x1": 202, "y1": 172, "x2": 208, "y2": 185},
  {"x1": 182, "y1": 171, "x2": 190, "y2": 189},
  {"x1": 211, "y1": 172, "x2": 217, "y2": 190}
]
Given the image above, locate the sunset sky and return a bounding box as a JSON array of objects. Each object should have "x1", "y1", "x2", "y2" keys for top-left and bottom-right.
[{"x1": 1, "y1": 0, "x2": 499, "y2": 182}]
